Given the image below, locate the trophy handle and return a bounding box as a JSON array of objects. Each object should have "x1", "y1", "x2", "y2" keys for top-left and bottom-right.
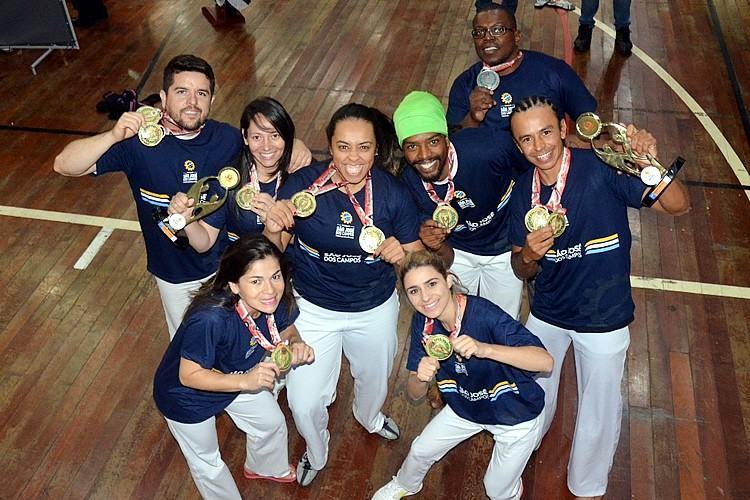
[{"x1": 641, "y1": 156, "x2": 685, "y2": 207}]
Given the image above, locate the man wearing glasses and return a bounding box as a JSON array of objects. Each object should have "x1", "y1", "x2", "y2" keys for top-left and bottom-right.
[{"x1": 447, "y1": 2, "x2": 596, "y2": 134}]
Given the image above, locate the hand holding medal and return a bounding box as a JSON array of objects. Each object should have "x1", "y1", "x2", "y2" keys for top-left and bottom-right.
[
  {"x1": 136, "y1": 106, "x2": 166, "y2": 147},
  {"x1": 160, "y1": 166, "x2": 240, "y2": 242},
  {"x1": 575, "y1": 112, "x2": 685, "y2": 205}
]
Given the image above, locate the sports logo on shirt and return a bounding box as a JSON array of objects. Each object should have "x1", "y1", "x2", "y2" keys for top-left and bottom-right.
[
  {"x1": 455, "y1": 190, "x2": 466, "y2": 199},
  {"x1": 453, "y1": 190, "x2": 475, "y2": 209},
  {"x1": 499, "y1": 92, "x2": 515, "y2": 118},
  {"x1": 183, "y1": 159, "x2": 198, "y2": 183},
  {"x1": 336, "y1": 211, "x2": 355, "y2": 239}
]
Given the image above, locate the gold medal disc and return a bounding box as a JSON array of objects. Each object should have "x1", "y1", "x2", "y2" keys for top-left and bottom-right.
[
  {"x1": 138, "y1": 123, "x2": 165, "y2": 147},
  {"x1": 432, "y1": 204, "x2": 459, "y2": 231},
  {"x1": 359, "y1": 225, "x2": 386, "y2": 254},
  {"x1": 236, "y1": 184, "x2": 257, "y2": 210},
  {"x1": 547, "y1": 212, "x2": 567, "y2": 238},
  {"x1": 136, "y1": 105, "x2": 162, "y2": 124},
  {"x1": 218, "y1": 167, "x2": 241, "y2": 189},
  {"x1": 291, "y1": 191, "x2": 317, "y2": 218},
  {"x1": 425, "y1": 334, "x2": 453, "y2": 361},
  {"x1": 524, "y1": 206, "x2": 551, "y2": 233},
  {"x1": 575, "y1": 112, "x2": 603, "y2": 140},
  {"x1": 271, "y1": 344, "x2": 293, "y2": 372}
]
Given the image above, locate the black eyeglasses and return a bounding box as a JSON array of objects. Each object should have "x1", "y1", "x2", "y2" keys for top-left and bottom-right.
[{"x1": 471, "y1": 25, "x2": 515, "y2": 39}]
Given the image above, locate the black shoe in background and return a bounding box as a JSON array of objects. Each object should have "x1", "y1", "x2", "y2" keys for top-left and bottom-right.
[
  {"x1": 615, "y1": 27, "x2": 633, "y2": 57},
  {"x1": 574, "y1": 24, "x2": 593, "y2": 52}
]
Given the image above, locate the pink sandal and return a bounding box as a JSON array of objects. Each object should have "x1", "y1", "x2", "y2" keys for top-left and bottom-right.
[{"x1": 243, "y1": 464, "x2": 297, "y2": 484}]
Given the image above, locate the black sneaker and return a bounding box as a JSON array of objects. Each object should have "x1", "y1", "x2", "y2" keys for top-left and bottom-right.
[
  {"x1": 615, "y1": 27, "x2": 633, "y2": 57},
  {"x1": 296, "y1": 451, "x2": 319, "y2": 487},
  {"x1": 574, "y1": 24, "x2": 593, "y2": 53}
]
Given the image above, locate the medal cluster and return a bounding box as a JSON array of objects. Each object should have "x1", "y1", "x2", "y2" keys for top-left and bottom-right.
[
  {"x1": 524, "y1": 205, "x2": 566, "y2": 238},
  {"x1": 137, "y1": 106, "x2": 166, "y2": 147}
]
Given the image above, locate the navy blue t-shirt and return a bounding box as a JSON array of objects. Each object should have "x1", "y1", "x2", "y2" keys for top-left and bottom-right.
[
  {"x1": 153, "y1": 298, "x2": 299, "y2": 423},
  {"x1": 277, "y1": 161, "x2": 420, "y2": 312},
  {"x1": 406, "y1": 295, "x2": 545, "y2": 426},
  {"x1": 402, "y1": 128, "x2": 524, "y2": 256},
  {"x1": 446, "y1": 51, "x2": 596, "y2": 131},
  {"x1": 509, "y1": 149, "x2": 647, "y2": 331},
  {"x1": 204, "y1": 177, "x2": 281, "y2": 243},
  {"x1": 96, "y1": 120, "x2": 242, "y2": 283}
]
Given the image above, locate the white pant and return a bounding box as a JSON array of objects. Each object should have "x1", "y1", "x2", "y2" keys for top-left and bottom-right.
[
  {"x1": 451, "y1": 249, "x2": 523, "y2": 319},
  {"x1": 395, "y1": 405, "x2": 542, "y2": 500},
  {"x1": 527, "y1": 313, "x2": 630, "y2": 497},
  {"x1": 286, "y1": 291, "x2": 399, "y2": 470},
  {"x1": 165, "y1": 391, "x2": 290, "y2": 500},
  {"x1": 154, "y1": 274, "x2": 212, "y2": 339}
]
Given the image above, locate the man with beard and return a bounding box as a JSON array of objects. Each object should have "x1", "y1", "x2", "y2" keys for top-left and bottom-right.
[
  {"x1": 447, "y1": 3, "x2": 595, "y2": 134},
  {"x1": 508, "y1": 96, "x2": 689, "y2": 498},
  {"x1": 394, "y1": 91, "x2": 523, "y2": 319},
  {"x1": 54, "y1": 55, "x2": 243, "y2": 338}
]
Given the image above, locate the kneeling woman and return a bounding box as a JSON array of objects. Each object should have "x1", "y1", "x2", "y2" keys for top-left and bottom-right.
[
  {"x1": 373, "y1": 250, "x2": 552, "y2": 500},
  {"x1": 153, "y1": 234, "x2": 314, "y2": 500}
]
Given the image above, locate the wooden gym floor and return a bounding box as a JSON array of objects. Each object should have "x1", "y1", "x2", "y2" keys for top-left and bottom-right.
[{"x1": 1, "y1": 0, "x2": 749, "y2": 498}]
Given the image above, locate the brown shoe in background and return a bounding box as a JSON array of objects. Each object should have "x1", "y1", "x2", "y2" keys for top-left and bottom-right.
[{"x1": 427, "y1": 383, "x2": 445, "y2": 410}]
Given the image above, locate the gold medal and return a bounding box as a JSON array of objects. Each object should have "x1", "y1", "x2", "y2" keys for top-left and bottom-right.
[
  {"x1": 524, "y1": 206, "x2": 551, "y2": 233},
  {"x1": 271, "y1": 344, "x2": 293, "y2": 372},
  {"x1": 236, "y1": 184, "x2": 257, "y2": 210},
  {"x1": 432, "y1": 204, "x2": 459, "y2": 231},
  {"x1": 547, "y1": 212, "x2": 567, "y2": 238},
  {"x1": 138, "y1": 123, "x2": 165, "y2": 147},
  {"x1": 359, "y1": 224, "x2": 386, "y2": 253},
  {"x1": 575, "y1": 112, "x2": 602, "y2": 140},
  {"x1": 425, "y1": 334, "x2": 453, "y2": 361},
  {"x1": 218, "y1": 167, "x2": 240, "y2": 189},
  {"x1": 291, "y1": 191, "x2": 316, "y2": 218},
  {"x1": 136, "y1": 105, "x2": 162, "y2": 124}
]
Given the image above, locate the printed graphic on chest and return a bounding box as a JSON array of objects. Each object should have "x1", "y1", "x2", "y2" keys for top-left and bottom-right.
[
  {"x1": 183, "y1": 159, "x2": 198, "y2": 183},
  {"x1": 335, "y1": 210, "x2": 355, "y2": 239},
  {"x1": 499, "y1": 92, "x2": 514, "y2": 118}
]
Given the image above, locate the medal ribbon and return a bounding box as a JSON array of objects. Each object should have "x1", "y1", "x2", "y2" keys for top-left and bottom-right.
[
  {"x1": 160, "y1": 113, "x2": 206, "y2": 137},
  {"x1": 482, "y1": 50, "x2": 524, "y2": 73},
  {"x1": 235, "y1": 300, "x2": 283, "y2": 352},
  {"x1": 248, "y1": 164, "x2": 283, "y2": 199},
  {"x1": 343, "y1": 173, "x2": 374, "y2": 226},
  {"x1": 421, "y1": 294, "x2": 468, "y2": 344},
  {"x1": 421, "y1": 142, "x2": 458, "y2": 207},
  {"x1": 305, "y1": 162, "x2": 341, "y2": 197},
  {"x1": 531, "y1": 147, "x2": 571, "y2": 214}
]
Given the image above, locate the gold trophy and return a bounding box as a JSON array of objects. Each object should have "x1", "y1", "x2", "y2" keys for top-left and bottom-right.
[
  {"x1": 575, "y1": 112, "x2": 685, "y2": 206},
  {"x1": 158, "y1": 166, "x2": 241, "y2": 242}
]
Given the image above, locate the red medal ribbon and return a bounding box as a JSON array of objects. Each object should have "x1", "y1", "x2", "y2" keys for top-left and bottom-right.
[
  {"x1": 343, "y1": 172, "x2": 374, "y2": 226},
  {"x1": 305, "y1": 162, "x2": 341, "y2": 197},
  {"x1": 482, "y1": 51, "x2": 524, "y2": 73},
  {"x1": 531, "y1": 147, "x2": 570, "y2": 215},
  {"x1": 421, "y1": 142, "x2": 458, "y2": 208},
  {"x1": 235, "y1": 300, "x2": 283, "y2": 352},
  {"x1": 160, "y1": 113, "x2": 206, "y2": 137},
  {"x1": 421, "y1": 294, "x2": 468, "y2": 345},
  {"x1": 248, "y1": 165, "x2": 282, "y2": 199}
]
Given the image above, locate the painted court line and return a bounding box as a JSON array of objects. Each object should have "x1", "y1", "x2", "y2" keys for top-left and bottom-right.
[
  {"x1": 631, "y1": 276, "x2": 750, "y2": 300},
  {"x1": 74, "y1": 227, "x2": 114, "y2": 270},
  {"x1": 0, "y1": 205, "x2": 140, "y2": 231},
  {"x1": 583, "y1": 9, "x2": 750, "y2": 204}
]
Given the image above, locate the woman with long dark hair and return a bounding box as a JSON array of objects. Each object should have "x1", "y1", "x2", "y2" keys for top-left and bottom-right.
[
  {"x1": 153, "y1": 234, "x2": 314, "y2": 499},
  {"x1": 263, "y1": 103, "x2": 424, "y2": 486},
  {"x1": 170, "y1": 97, "x2": 297, "y2": 251}
]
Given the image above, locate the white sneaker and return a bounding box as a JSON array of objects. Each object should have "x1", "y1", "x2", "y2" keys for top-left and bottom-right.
[
  {"x1": 296, "y1": 451, "x2": 320, "y2": 487},
  {"x1": 372, "y1": 478, "x2": 420, "y2": 500},
  {"x1": 375, "y1": 415, "x2": 400, "y2": 440}
]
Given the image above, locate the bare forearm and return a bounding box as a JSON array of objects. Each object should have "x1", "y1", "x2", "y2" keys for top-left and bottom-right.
[
  {"x1": 179, "y1": 364, "x2": 252, "y2": 392},
  {"x1": 53, "y1": 130, "x2": 118, "y2": 176},
  {"x1": 511, "y1": 248, "x2": 539, "y2": 280},
  {"x1": 406, "y1": 373, "x2": 429, "y2": 401},
  {"x1": 184, "y1": 221, "x2": 220, "y2": 253},
  {"x1": 650, "y1": 179, "x2": 690, "y2": 215}
]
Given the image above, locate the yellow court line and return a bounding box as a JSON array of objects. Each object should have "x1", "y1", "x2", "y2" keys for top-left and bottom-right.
[
  {"x1": 0, "y1": 205, "x2": 140, "y2": 231},
  {"x1": 578, "y1": 9, "x2": 750, "y2": 204}
]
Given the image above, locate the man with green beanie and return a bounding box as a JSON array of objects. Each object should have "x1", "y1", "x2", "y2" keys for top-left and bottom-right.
[{"x1": 394, "y1": 91, "x2": 524, "y2": 318}]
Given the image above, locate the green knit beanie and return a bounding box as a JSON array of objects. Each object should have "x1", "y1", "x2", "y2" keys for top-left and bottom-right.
[{"x1": 393, "y1": 91, "x2": 448, "y2": 146}]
